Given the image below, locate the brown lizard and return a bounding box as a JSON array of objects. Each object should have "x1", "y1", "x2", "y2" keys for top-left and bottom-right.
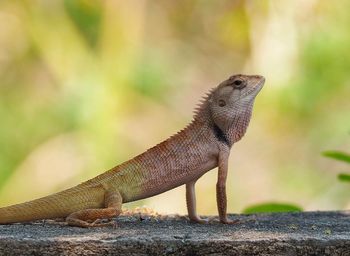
[{"x1": 0, "y1": 74, "x2": 265, "y2": 227}]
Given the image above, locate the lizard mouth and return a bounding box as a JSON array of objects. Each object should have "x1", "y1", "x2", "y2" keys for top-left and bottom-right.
[
  {"x1": 234, "y1": 77, "x2": 265, "y2": 103},
  {"x1": 250, "y1": 77, "x2": 265, "y2": 94}
]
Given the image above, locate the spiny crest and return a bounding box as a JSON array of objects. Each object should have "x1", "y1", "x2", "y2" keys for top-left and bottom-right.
[
  {"x1": 192, "y1": 87, "x2": 215, "y2": 119},
  {"x1": 138, "y1": 88, "x2": 216, "y2": 157}
]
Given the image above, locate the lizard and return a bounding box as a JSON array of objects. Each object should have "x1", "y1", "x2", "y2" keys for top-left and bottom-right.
[{"x1": 0, "y1": 74, "x2": 265, "y2": 228}]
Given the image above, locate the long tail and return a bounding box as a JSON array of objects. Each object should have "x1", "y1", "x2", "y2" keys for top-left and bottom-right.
[{"x1": 0, "y1": 185, "x2": 105, "y2": 224}]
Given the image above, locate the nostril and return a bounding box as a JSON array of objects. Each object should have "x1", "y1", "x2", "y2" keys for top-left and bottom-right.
[{"x1": 253, "y1": 75, "x2": 264, "y2": 80}]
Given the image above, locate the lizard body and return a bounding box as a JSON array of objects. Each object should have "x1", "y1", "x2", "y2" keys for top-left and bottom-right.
[{"x1": 0, "y1": 74, "x2": 265, "y2": 227}]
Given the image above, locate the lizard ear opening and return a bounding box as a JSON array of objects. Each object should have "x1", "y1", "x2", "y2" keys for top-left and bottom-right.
[{"x1": 218, "y1": 99, "x2": 226, "y2": 107}]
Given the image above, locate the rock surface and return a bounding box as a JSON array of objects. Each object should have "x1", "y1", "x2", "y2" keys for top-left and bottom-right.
[{"x1": 0, "y1": 211, "x2": 349, "y2": 255}]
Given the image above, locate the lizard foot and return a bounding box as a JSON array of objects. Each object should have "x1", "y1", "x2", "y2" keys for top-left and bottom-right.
[
  {"x1": 90, "y1": 219, "x2": 117, "y2": 228},
  {"x1": 220, "y1": 218, "x2": 239, "y2": 224},
  {"x1": 189, "y1": 217, "x2": 209, "y2": 224}
]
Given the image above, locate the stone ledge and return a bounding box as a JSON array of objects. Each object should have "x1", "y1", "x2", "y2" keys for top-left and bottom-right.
[{"x1": 0, "y1": 211, "x2": 349, "y2": 255}]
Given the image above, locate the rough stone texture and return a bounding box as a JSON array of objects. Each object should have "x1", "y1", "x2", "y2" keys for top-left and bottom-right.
[{"x1": 0, "y1": 211, "x2": 349, "y2": 255}]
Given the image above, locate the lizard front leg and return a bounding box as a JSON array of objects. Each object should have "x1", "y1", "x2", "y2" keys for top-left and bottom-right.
[
  {"x1": 217, "y1": 148, "x2": 238, "y2": 224},
  {"x1": 66, "y1": 190, "x2": 122, "y2": 228},
  {"x1": 186, "y1": 180, "x2": 208, "y2": 224}
]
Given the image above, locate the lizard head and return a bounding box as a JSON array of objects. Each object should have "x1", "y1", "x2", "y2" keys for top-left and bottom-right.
[{"x1": 208, "y1": 74, "x2": 265, "y2": 143}]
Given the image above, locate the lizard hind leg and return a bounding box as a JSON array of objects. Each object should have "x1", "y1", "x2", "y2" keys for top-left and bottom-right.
[
  {"x1": 186, "y1": 181, "x2": 208, "y2": 224},
  {"x1": 66, "y1": 190, "x2": 122, "y2": 228}
]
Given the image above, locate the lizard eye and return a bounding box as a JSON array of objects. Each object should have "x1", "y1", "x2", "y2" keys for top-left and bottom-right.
[
  {"x1": 233, "y1": 79, "x2": 246, "y2": 89},
  {"x1": 234, "y1": 80, "x2": 242, "y2": 85}
]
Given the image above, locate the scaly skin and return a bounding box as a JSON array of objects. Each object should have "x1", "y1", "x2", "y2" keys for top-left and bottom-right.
[{"x1": 0, "y1": 74, "x2": 265, "y2": 227}]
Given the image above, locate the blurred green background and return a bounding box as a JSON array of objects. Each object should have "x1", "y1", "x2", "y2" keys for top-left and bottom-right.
[{"x1": 0, "y1": 0, "x2": 350, "y2": 215}]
